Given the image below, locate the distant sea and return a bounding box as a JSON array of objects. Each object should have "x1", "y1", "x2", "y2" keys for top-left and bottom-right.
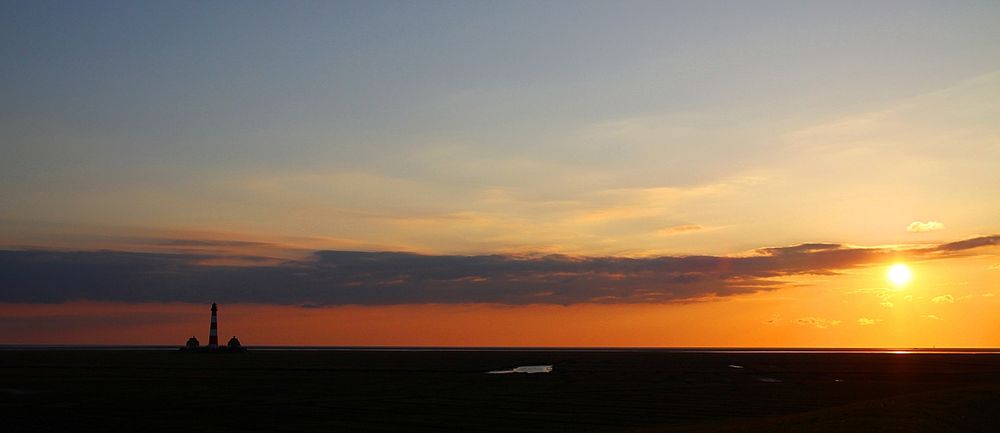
[{"x1": 2, "y1": 345, "x2": 999, "y2": 354}]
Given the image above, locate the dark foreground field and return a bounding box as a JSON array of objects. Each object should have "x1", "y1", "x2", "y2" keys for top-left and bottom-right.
[{"x1": 2, "y1": 349, "x2": 1000, "y2": 432}]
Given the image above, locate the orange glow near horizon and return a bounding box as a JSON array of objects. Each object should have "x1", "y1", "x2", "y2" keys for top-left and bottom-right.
[{"x1": 3, "y1": 276, "x2": 999, "y2": 349}]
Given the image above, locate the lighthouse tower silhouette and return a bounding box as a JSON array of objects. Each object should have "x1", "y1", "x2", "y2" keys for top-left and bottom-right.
[{"x1": 208, "y1": 302, "x2": 219, "y2": 349}]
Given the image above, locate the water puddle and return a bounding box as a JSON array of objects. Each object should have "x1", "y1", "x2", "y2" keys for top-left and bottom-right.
[
  {"x1": 0, "y1": 388, "x2": 40, "y2": 396},
  {"x1": 487, "y1": 365, "x2": 553, "y2": 374}
]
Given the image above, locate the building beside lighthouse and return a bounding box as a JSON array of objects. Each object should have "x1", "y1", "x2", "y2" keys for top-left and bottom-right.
[{"x1": 180, "y1": 302, "x2": 246, "y2": 353}]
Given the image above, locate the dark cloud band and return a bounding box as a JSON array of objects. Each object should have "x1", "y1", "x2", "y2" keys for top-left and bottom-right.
[{"x1": 1, "y1": 236, "x2": 995, "y2": 306}]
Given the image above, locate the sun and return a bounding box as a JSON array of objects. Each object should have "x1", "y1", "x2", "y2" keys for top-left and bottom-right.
[{"x1": 887, "y1": 264, "x2": 912, "y2": 288}]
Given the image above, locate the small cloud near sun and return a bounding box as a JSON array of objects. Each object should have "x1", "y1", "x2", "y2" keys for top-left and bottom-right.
[
  {"x1": 907, "y1": 221, "x2": 944, "y2": 232},
  {"x1": 921, "y1": 314, "x2": 943, "y2": 321},
  {"x1": 796, "y1": 317, "x2": 842, "y2": 329},
  {"x1": 857, "y1": 318, "x2": 881, "y2": 326},
  {"x1": 932, "y1": 294, "x2": 955, "y2": 304}
]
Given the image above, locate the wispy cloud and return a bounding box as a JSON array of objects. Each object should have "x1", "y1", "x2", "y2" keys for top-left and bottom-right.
[
  {"x1": 857, "y1": 318, "x2": 881, "y2": 326},
  {"x1": 907, "y1": 221, "x2": 944, "y2": 233},
  {"x1": 655, "y1": 224, "x2": 705, "y2": 236}
]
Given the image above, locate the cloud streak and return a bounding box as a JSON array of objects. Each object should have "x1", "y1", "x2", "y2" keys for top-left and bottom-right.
[
  {"x1": 655, "y1": 224, "x2": 705, "y2": 236},
  {"x1": 933, "y1": 235, "x2": 1000, "y2": 252},
  {"x1": 1, "y1": 235, "x2": 997, "y2": 306}
]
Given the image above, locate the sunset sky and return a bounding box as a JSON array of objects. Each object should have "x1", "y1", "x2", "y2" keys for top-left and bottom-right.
[{"x1": 2, "y1": 1, "x2": 999, "y2": 347}]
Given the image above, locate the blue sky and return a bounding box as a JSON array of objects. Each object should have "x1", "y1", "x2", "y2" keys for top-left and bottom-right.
[{"x1": 3, "y1": 1, "x2": 1000, "y2": 255}]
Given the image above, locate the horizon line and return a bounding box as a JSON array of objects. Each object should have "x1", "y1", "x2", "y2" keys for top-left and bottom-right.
[{"x1": 3, "y1": 344, "x2": 1000, "y2": 352}]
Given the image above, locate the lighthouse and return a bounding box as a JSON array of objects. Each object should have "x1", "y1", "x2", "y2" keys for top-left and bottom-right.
[
  {"x1": 180, "y1": 303, "x2": 245, "y2": 352},
  {"x1": 208, "y1": 302, "x2": 219, "y2": 348}
]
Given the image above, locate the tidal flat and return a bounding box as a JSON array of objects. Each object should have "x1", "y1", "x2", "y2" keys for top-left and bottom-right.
[{"x1": 2, "y1": 349, "x2": 1000, "y2": 432}]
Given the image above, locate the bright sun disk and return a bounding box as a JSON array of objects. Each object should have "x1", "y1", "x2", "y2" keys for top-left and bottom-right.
[{"x1": 887, "y1": 264, "x2": 912, "y2": 288}]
